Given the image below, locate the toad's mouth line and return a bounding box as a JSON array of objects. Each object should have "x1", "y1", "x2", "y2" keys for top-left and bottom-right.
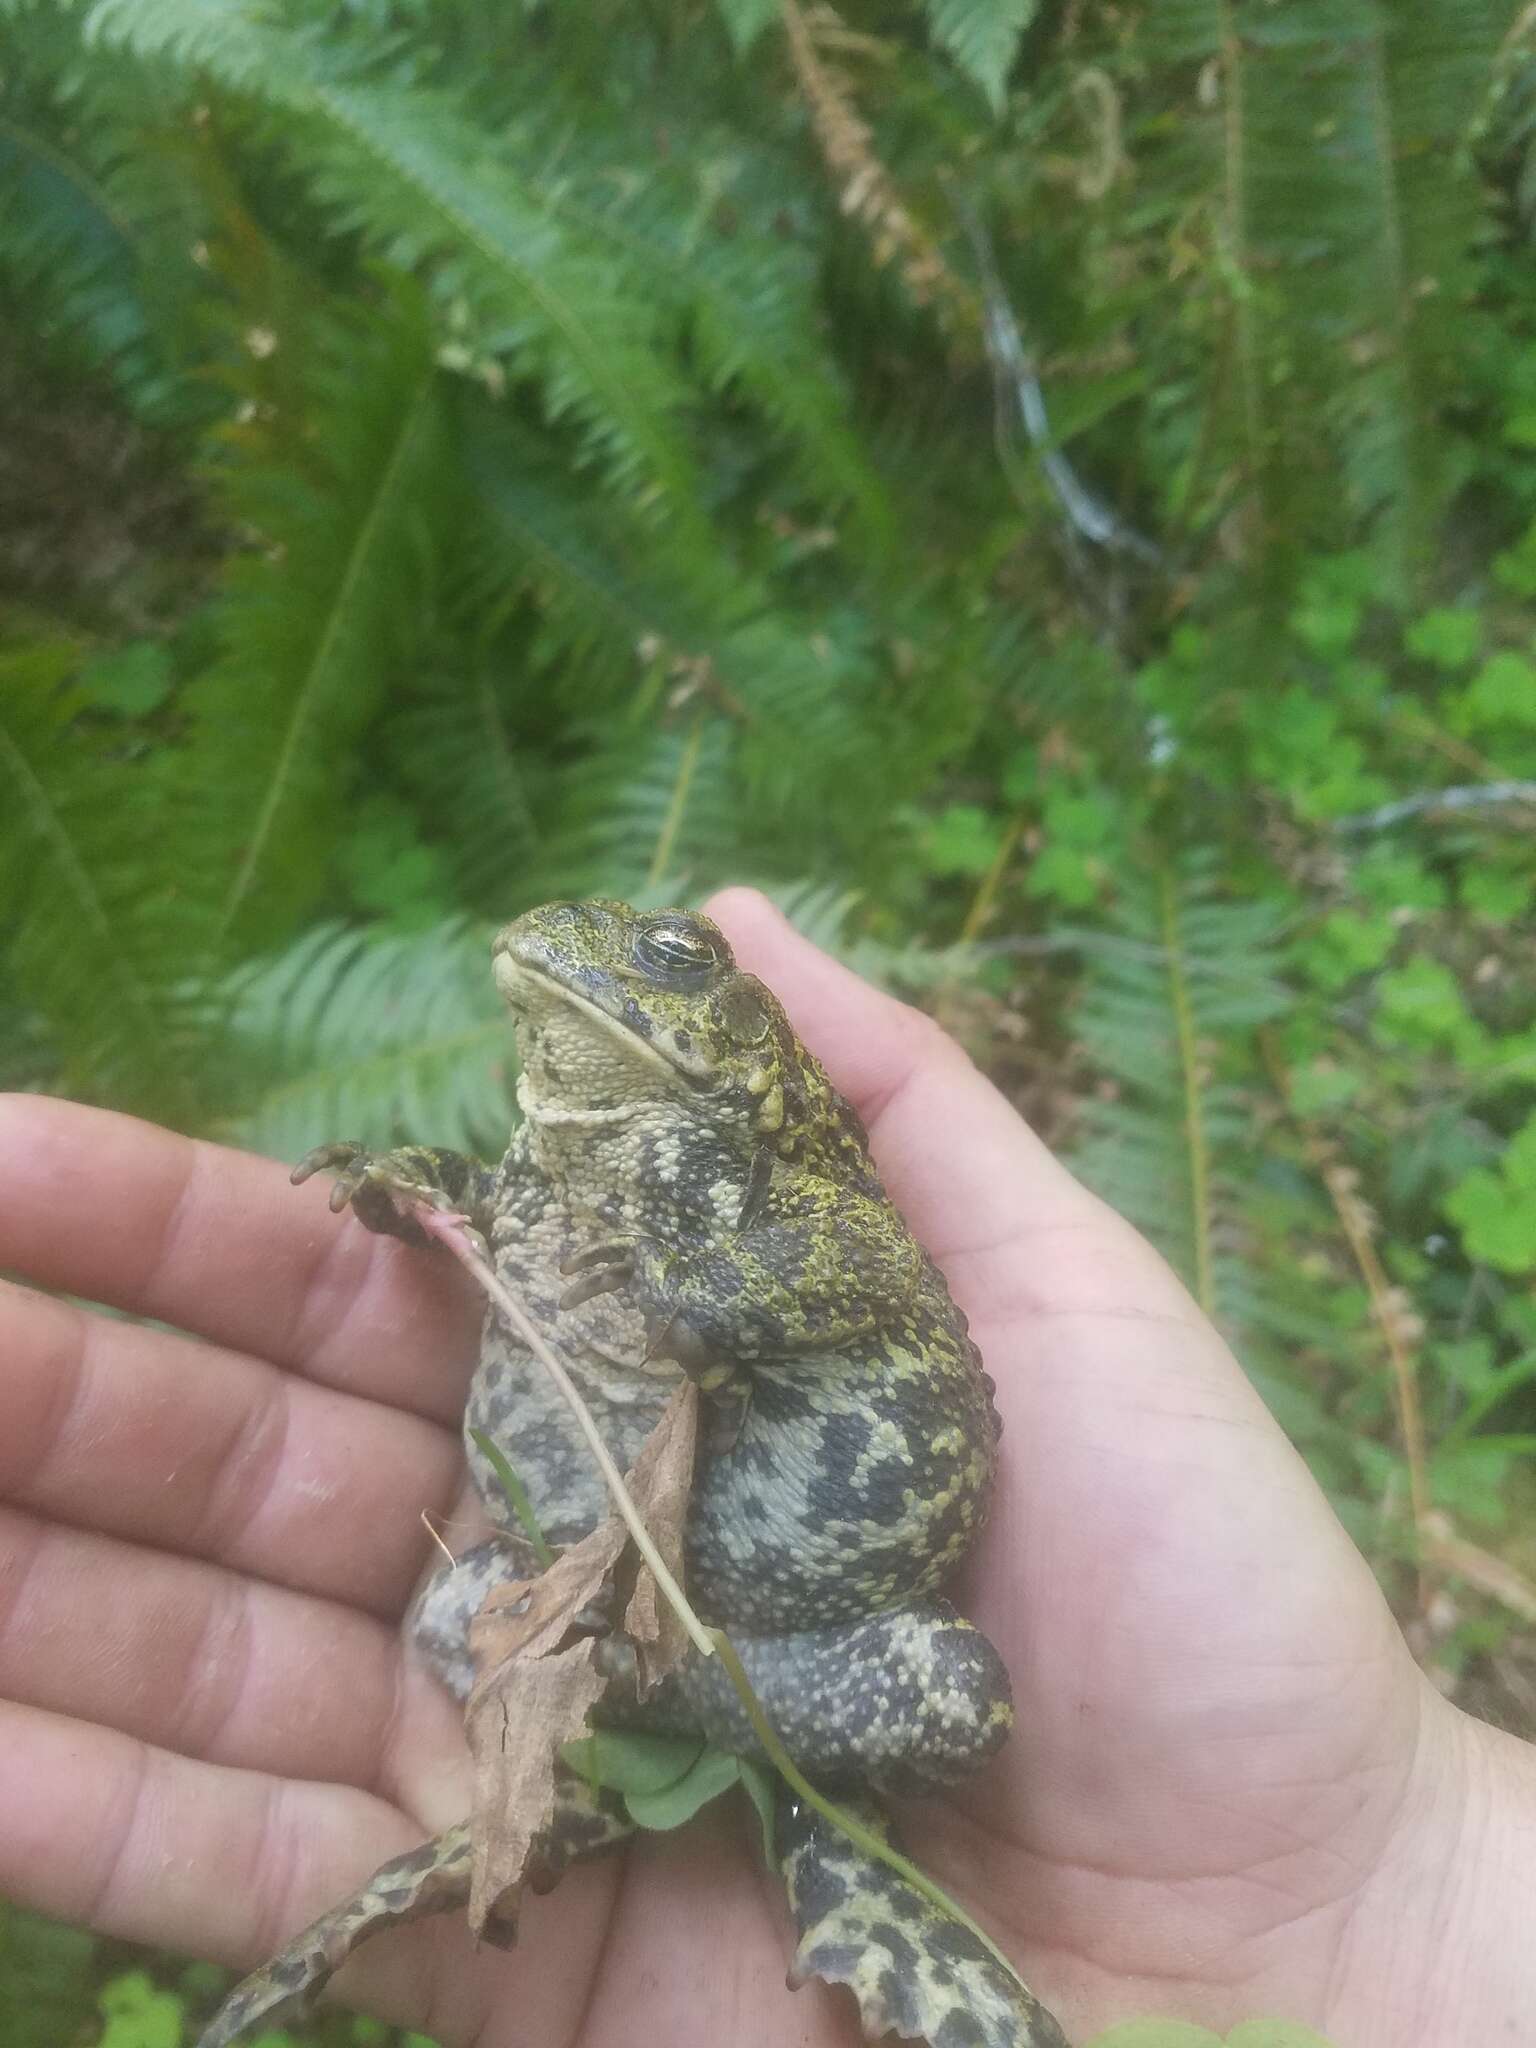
[{"x1": 492, "y1": 947, "x2": 716, "y2": 1094}]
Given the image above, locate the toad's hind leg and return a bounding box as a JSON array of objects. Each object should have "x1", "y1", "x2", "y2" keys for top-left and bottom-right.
[
  {"x1": 614, "y1": 1600, "x2": 1014, "y2": 1794},
  {"x1": 781, "y1": 1790, "x2": 1069, "y2": 2048},
  {"x1": 194, "y1": 1782, "x2": 631, "y2": 2048},
  {"x1": 409, "y1": 1532, "x2": 534, "y2": 1701}
]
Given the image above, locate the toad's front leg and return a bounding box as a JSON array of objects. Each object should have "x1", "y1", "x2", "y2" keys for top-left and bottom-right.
[
  {"x1": 292, "y1": 1140, "x2": 500, "y2": 1247},
  {"x1": 560, "y1": 1170, "x2": 927, "y2": 1376}
]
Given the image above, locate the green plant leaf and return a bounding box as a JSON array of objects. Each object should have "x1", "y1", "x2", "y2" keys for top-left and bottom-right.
[
  {"x1": 178, "y1": 282, "x2": 449, "y2": 954},
  {"x1": 715, "y1": 0, "x2": 777, "y2": 55},
  {"x1": 78, "y1": 640, "x2": 173, "y2": 716},
  {"x1": 623, "y1": 1744, "x2": 743, "y2": 1830},
  {"x1": 925, "y1": 802, "x2": 1003, "y2": 878},
  {"x1": 1462, "y1": 650, "x2": 1536, "y2": 730},
  {"x1": 1405, "y1": 608, "x2": 1481, "y2": 670},
  {"x1": 0, "y1": 639, "x2": 210, "y2": 1122},
  {"x1": 737, "y1": 1755, "x2": 779, "y2": 1865},
  {"x1": 218, "y1": 918, "x2": 514, "y2": 1163},
  {"x1": 560, "y1": 1731, "x2": 706, "y2": 1799},
  {"x1": 1445, "y1": 1114, "x2": 1536, "y2": 1274},
  {"x1": 0, "y1": 1905, "x2": 99, "y2": 2048},
  {"x1": 469, "y1": 1431, "x2": 555, "y2": 1569},
  {"x1": 98, "y1": 1970, "x2": 184, "y2": 2048},
  {"x1": 924, "y1": 0, "x2": 1036, "y2": 113}
]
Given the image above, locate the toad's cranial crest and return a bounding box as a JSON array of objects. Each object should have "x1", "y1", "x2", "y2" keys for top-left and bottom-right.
[{"x1": 208, "y1": 898, "x2": 1068, "y2": 2048}]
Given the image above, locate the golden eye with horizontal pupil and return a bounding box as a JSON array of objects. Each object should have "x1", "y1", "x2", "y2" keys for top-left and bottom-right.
[{"x1": 635, "y1": 922, "x2": 718, "y2": 978}]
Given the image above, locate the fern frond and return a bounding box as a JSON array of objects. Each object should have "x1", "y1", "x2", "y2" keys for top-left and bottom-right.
[
  {"x1": 0, "y1": 27, "x2": 210, "y2": 423},
  {"x1": 463, "y1": 406, "x2": 883, "y2": 841},
  {"x1": 0, "y1": 641, "x2": 211, "y2": 1121},
  {"x1": 383, "y1": 660, "x2": 542, "y2": 916},
  {"x1": 179, "y1": 281, "x2": 449, "y2": 953},
  {"x1": 1068, "y1": 859, "x2": 1292, "y2": 1329},
  {"x1": 923, "y1": 0, "x2": 1035, "y2": 115},
  {"x1": 83, "y1": 0, "x2": 704, "y2": 518},
  {"x1": 219, "y1": 917, "x2": 514, "y2": 1160},
  {"x1": 528, "y1": 719, "x2": 743, "y2": 905},
  {"x1": 1135, "y1": 0, "x2": 1512, "y2": 591},
  {"x1": 514, "y1": 102, "x2": 894, "y2": 545},
  {"x1": 463, "y1": 413, "x2": 707, "y2": 690}
]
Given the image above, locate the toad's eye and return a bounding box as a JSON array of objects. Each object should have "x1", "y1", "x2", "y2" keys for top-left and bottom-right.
[{"x1": 636, "y1": 921, "x2": 718, "y2": 980}]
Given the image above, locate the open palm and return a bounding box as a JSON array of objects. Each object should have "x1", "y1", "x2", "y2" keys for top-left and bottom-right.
[{"x1": 0, "y1": 891, "x2": 1523, "y2": 2047}]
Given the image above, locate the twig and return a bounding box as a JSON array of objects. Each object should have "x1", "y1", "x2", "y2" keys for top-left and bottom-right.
[
  {"x1": 420, "y1": 1510, "x2": 459, "y2": 1569},
  {"x1": 779, "y1": 0, "x2": 962, "y2": 317},
  {"x1": 1334, "y1": 781, "x2": 1536, "y2": 833},
  {"x1": 958, "y1": 812, "x2": 1025, "y2": 945},
  {"x1": 955, "y1": 194, "x2": 1163, "y2": 567},
  {"x1": 1421, "y1": 1515, "x2": 1536, "y2": 1628},
  {"x1": 1260, "y1": 1037, "x2": 1433, "y2": 1608},
  {"x1": 1320, "y1": 1162, "x2": 1433, "y2": 1542},
  {"x1": 647, "y1": 710, "x2": 705, "y2": 887}
]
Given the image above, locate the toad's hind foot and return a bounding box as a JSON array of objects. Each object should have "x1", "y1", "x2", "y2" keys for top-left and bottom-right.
[
  {"x1": 780, "y1": 1791, "x2": 1069, "y2": 2048},
  {"x1": 194, "y1": 1823, "x2": 478, "y2": 2048},
  {"x1": 196, "y1": 1779, "x2": 631, "y2": 2048}
]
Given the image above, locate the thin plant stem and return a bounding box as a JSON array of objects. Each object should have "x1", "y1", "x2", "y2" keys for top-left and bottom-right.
[
  {"x1": 470, "y1": 1426, "x2": 556, "y2": 1569},
  {"x1": 423, "y1": 1211, "x2": 715, "y2": 1658},
  {"x1": 1158, "y1": 866, "x2": 1215, "y2": 1318},
  {"x1": 709, "y1": 1630, "x2": 1031, "y2": 1993},
  {"x1": 959, "y1": 811, "x2": 1024, "y2": 944},
  {"x1": 647, "y1": 711, "x2": 704, "y2": 887},
  {"x1": 421, "y1": 1206, "x2": 1045, "y2": 2013}
]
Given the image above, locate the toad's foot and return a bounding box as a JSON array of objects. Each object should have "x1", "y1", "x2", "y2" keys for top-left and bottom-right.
[
  {"x1": 292, "y1": 1141, "x2": 491, "y2": 1249},
  {"x1": 781, "y1": 1790, "x2": 1069, "y2": 2048},
  {"x1": 195, "y1": 1823, "x2": 479, "y2": 2048},
  {"x1": 196, "y1": 1779, "x2": 632, "y2": 2048}
]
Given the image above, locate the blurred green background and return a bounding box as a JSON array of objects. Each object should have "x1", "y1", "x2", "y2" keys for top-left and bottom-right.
[{"x1": 3, "y1": 1, "x2": 1536, "y2": 2041}]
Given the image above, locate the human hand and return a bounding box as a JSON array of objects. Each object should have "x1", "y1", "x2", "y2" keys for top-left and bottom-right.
[{"x1": 1, "y1": 889, "x2": 1531, "y2": 2047}]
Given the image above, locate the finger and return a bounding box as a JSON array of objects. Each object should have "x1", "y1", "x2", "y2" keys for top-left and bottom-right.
[
  {"x1": 0, "y1": 1698, "x2": 619, "y2": 2048},
  {"x1": 0, "y1": 1504, "x2": 458, "y2": 1797},
  {"x1": 706, "y1": 891, "x2": 1192, "y2": 1324},
  {"x1": 0, "y1": 1277, "x2": 461, "y2": 1614},
  {"x1": 0, "y1": 1094, "x2": 482, "y2": 1421}
]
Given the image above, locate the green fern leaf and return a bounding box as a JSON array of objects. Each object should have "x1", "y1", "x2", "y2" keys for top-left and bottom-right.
[
  {"x1": 924, "y1": 0, "x2": 1037, "y2": 114},
  {"x1": 220, "y1": 918, "x2": 514, "y2": 1160},
  {"x1": 0, "y1": 641, "x2": 210, "y2": 1121},
  {"x1": 1143, "y1": 0, "x2": 1511, "y2": 591},
  {"x1": 383, "y1": 661, "x2": 542, "y2": 917},
  {"x1": 1069, "y1": 860, "x2": 1292, "y2": 1326},
  {"x1": 516, "y1": 103, "x2": 894, "y2": 545},
  {"x1": 0, "y1": 13, "x2": 217, "y2": 424},
  {"x1": 83, "y1": 0, "x2": 704, "y2": 520},
  {"x1": 179, "y1": 283, "x2": 448, "y2": 953},
  {"x1": 463, "y1": 407, "x2": 880, "y2": 841}
]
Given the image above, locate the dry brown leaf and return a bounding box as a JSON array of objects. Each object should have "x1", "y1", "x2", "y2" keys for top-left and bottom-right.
[
  {"x1": 465, "y1": 1644, "x2": 607, "y2": 1934},
  {"x1": 622, "y1": 1380, "x2": 698, "y2": 1694},
  {"x1": 462, "y1": 1389, "x2": 699, "y2": 1932},
  {"x1": 466, "y1": 1515, "x2": 627, "y2": 1934}
]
